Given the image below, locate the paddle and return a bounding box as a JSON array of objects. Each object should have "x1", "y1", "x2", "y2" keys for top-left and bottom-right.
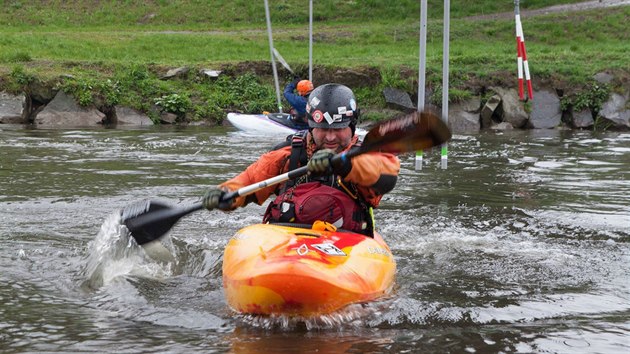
[{"x1": 122, "y1": 111, "x2": 451, "y2": 245}]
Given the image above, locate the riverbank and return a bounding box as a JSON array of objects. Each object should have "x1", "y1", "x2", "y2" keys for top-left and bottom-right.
[{"x1": 0, "y1": 1, "x2": 628, "y2": 131}]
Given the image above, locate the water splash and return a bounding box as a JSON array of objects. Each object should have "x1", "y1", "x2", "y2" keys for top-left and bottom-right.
[
  {"x1": 81, "y1": 211, "x2": 176, "y2": 290},
  {"x1": 234, "y1": 302, "x2": 387, "y2": 330}
]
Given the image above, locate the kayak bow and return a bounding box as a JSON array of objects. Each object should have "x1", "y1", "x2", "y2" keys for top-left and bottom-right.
[{"x1": 222, "y1": 223, "x2": 396, "y2": 316}]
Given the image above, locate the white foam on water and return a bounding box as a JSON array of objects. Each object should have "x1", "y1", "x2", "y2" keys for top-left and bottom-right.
[
  {"x1": 81, "y1": 212, "x2": 176, "y2": 290},
  {"x1": 577, "y1": 159, "x2": 623, "y2": 166},
  {"x1": 235, "y1": 302, "x2": 381, "y2": 331}
]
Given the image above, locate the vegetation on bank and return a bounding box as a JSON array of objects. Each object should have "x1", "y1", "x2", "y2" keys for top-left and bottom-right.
[
  {"x1": 0, "y1": 1, "x2": 628, "y2": 123},
  {"x1": 0, "y1": 0, "x2": 601, "y2": 28}
]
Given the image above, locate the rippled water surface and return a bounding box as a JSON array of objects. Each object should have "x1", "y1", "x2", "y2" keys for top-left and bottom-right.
[{"x1": 1, "y1": 125, "x2": 628, "y2": 353}]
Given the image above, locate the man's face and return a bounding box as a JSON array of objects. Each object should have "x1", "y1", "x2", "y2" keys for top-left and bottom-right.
[{"x1": 311, "y1": 127, "x2": 353, "y2": 153}]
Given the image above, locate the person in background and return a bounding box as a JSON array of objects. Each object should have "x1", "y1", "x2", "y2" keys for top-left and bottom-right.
[
  {"x1": 283, "y1": 78, "x2": 313, "y2": 125},
  {"x1": 202, "y1": 83, "x2": 400, "y2": 236}
]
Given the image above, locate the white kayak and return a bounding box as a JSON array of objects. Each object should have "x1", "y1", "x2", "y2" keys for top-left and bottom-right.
[
  {"x1": 226, "y1": 112, "x2": 308, "y2": 135},
  {"x1": 227, "y1": 112, "x2": 368, "y2": 136}
]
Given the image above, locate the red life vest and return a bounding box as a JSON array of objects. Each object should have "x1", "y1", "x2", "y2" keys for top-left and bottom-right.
[
  {"x1": 264, "y1": 132, "x2": 373, "y2": 235},
  {"x1": 263, "y1": 181, "x2": 371, "y2": 235}
]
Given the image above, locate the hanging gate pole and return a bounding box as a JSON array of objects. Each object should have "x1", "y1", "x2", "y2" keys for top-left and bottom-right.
[
  {"x1": 416, "y1": 0, "x2": 450, "y2": 170},
  {"x1": 441, "y1": 0, "x2": 450, "y2": 170},
  {"x1": 415, "y1": 0, "x2": 428, "y2": 170},
  {"x1": 309, "y1": 0, "x2": 313, "y2": 82},
  {"x1": 264, "y1": 0, "x2": 282, "y2": 112}
]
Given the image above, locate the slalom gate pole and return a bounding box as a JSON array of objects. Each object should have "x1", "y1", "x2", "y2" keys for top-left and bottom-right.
[
  {"x1": 264, "y1": 0, "x2": 283, "y2": 112},
  {"x1": 519, "y1": 19, "x2": 533, "y2": 100},
  {"x1": 441, "y1": 0, "x2": 450, "y2": 170},
  {"x1": 515, "y1": 0, "x2": 533, "y2": 101},
  {"x1": 417, "y1": 0, "x2": 451, "y2": 170},
  {"x1": 415, "y1": 0, "x2": 428, "y2": 171},
  {"x1": 515, "y1": 0, "x2": 525, "y2": 100},
  {"x1": 309, "y1": 0, "x2": 313, "y2": 82}
]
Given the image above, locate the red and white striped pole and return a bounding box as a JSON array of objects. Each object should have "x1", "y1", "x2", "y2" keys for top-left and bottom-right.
[{"x1": 514, "y1": 0, "x2": 533, "y2": 101}]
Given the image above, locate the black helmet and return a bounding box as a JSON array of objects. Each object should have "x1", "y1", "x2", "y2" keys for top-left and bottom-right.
[{"x1": 306, "y1": 83, "x2": 359, "y2": 130}]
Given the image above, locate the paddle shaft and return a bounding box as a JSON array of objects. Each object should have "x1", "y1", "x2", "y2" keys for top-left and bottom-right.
[
  {"x1": 223, "y1": 148, "x2": 355, "y2": 200},
  {"x1": 124, "y1": 149, "x2": 356, "y2": 239}
]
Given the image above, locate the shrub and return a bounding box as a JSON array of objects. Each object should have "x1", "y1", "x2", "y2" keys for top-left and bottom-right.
[
  {"x1": 154, "y1": 93, "x2": 192, "y2": 115},
  {"x1": 9, "y1": 65, "x2": 35, "y2": 86},
  {"x1": 60, "y1": 77, "x2": 122, "y2": 107},
  {"x1": 560, "y1": 82, "x2": 610, "y2": 113}
]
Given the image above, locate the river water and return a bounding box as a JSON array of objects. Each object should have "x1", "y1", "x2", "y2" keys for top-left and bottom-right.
[{"x1": 1, "y1": 125, "x2": 628, "y2": 353}]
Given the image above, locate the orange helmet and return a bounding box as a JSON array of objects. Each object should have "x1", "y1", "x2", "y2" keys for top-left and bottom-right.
[{"x1": 297, "y1": 80, "x2": 314, "y2": 96}]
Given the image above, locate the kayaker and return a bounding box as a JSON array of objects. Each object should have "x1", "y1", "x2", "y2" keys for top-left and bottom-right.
[
  {"x1": 203, "y1": 83, "x2": 400, "y2": 236},
  {"x1": 283, "y1": 78, "x2": 313, "y2": 125}
]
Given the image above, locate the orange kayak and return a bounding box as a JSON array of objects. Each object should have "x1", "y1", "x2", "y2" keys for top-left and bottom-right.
[{"x1": 222, "y1": 223, "x2": 396, "y2": 316}]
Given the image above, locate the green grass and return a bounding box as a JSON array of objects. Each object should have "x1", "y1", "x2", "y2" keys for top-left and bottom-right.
[
  {"x1": 0, "y1": 0, "x2": 593, "y2": 28},
  {"x1": 2, "y1": 8, "x2": 627, "y2": 76},
  {"x1": 0, "y1": 1, "x2": 628, "y2": 123}
]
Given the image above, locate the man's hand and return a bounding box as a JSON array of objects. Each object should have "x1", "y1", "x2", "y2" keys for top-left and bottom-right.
[
  {"x1": 307, "y1": 149, "x2": 336, "y2": 175},
  {"x1": 202, "y1": 187, "x2": 236, "y2": 211}
]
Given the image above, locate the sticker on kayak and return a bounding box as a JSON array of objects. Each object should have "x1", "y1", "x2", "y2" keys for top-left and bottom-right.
[
  {"x1": 312, "y1": 243, "x2": 346, "y2": 256},
  {"x1": 297, "y1": 243, "x2": 309, "y2": 256}
]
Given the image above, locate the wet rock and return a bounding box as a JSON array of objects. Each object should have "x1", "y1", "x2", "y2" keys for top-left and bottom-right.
[
  {"x1": 114, "y1": 106, "x2": 154, "y2": 125},
  {"x1": 571, "y1": 109, "x2": 594, "y2": 128},
  {"x1": 458, "y1": 97, "x2": 482, "y2": 113},
  {"x1": 492, "y1": 87, "x2": 528, "y2": 128},
  {"x1": 160, "y1": 112, "x2": 178, "y2": 124},
  {"x1": 449, "y1": 97, "x2": 481, "y2": 134},
  {"x1": 448, "y1": 110, "x2": 480, "y2": 134},
  {"x1": 481, "y1": 94, "x2": 501, "y2": 128},
  {"x1": 599, "y1": 92, "x2": 630, "y2": 129},
  {"x1": 382, "y1": 87, "x2": 415, "y2": 111},
  {"x1": 34, "y1": 91, "x2": 105, "y2": 126},
  {"x1": 528, "y1": 89, "x2": 561, "y2": 129},
  {"x1": 0, "y1": 92, "x2": 25, "y2": 124}
]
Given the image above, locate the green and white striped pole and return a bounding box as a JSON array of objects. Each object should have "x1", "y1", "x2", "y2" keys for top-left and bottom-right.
[
  {"x1": 415, "y1": 0, "x2": 428, "y2": 170},
  {"x1": 441, "y1": 0, "x2": 450, "y2": 169}
]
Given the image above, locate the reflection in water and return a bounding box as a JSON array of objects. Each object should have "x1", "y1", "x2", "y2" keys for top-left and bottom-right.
[{"x1": 0, "y1": 126, "x2": 628, "y2": 352}]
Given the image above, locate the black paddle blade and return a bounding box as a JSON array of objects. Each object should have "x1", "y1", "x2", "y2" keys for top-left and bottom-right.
[
  {"x1": 120, "y1": 200, "x2": 202, "y2": 245},
  {"x1": 361, "y1": 111, "x2": 451, "y2": 155}
]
